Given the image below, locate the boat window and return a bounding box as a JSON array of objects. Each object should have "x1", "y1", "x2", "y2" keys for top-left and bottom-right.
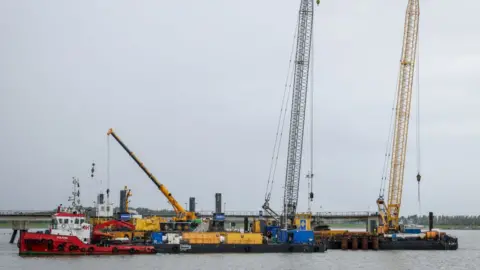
[
  {"x1": 80, "y1": 219, "x2": 85, "y2": 224},
  {"x1": 106, "y1": 206, "x2": 110, "y2": 212},
  {"x1": 70, "y1": 219, "x2": 73, "y2": 223},
  {"x1": 75, "y1": 218, "x2": 79, "y2": 224}
]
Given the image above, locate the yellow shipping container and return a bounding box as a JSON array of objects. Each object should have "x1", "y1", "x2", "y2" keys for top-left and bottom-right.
[
  {"x1": 182, "y1": 232, "x2": 223, "y2": 244},
  {"x1": 225, "y1": 233, "x2": 263, "y2": 245},
  {"x1": 182, "y1": 232, "x2": 223, "y2": 239},
  {"x1": 188, "y1": 238, "x2": 220, "y2": 244},
  {"x1": 135, "y1": 218, "x2": 160, "y2": 231}
]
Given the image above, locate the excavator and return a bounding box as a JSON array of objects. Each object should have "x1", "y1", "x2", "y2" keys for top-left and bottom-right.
[
  {"x1": 107, "y1": 128, "x2": 197, "y2": 223},
  {"x1": 91, "y1": 219, "x2": 137, "y2": 243}
]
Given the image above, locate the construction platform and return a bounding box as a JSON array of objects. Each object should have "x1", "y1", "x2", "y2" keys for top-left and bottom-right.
[{"x1": 315, "y1": 231, "x2": 458, "y2": 250}]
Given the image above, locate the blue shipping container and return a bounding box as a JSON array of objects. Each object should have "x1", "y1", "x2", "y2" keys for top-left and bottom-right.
[
  {"x1": 151, "y1": 232, "x2": 163, "y2": 244},
  {"x1": 404, "y1": 228, "x2": 421, "y2": 234},
  {"x1": 292, "y1": 230, "x2": 314, "y2": 244}
]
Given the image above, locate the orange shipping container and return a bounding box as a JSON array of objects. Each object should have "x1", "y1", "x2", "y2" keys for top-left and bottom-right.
[
  {"x1": 225, "y1": 233, "x2": 263, "y2": 245},
  {"x1": 188, "y1": 238, "x2": 220, "y2": 244},
  {"x1": 182, "y1": 232, "x2": 222, "y2": 244}
]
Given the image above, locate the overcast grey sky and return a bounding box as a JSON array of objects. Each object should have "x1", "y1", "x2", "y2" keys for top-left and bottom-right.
[{"x1": 0, "y1": 1, "x2": 478, "y2": 216}]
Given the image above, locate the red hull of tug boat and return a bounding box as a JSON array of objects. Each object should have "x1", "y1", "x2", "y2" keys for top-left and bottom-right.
[{"x1": 19, "y1": 231, "x2": 157, "y2": 256}]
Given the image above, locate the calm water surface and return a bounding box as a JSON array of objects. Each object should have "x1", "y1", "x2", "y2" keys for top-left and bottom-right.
[{"x1": 0, "y1": 229, "x2": 477, "y2": 270}]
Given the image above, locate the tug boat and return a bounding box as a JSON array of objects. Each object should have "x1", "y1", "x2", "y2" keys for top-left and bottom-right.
[
  {"x1": 18, "y1": 178, "x2": 156, "y2": 256},
  {"x1": 18, "y1": 204, "x2": 157, "y2": 256}
]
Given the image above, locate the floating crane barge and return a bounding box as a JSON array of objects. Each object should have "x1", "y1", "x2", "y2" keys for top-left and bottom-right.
[
  {"x1": 363, "y1": 0, "x2": 458, "y2": 250},
  {"x1": 314, "y1": 213, "x2": 458, "y2": 250}
]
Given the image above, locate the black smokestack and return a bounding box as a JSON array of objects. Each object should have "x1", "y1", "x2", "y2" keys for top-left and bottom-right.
[
  {"x1": 189, "y1": 197, "x2": 196, "y2": 212},
  {"x1": 429, "y1": 212, "x2": 434, "y2": 231},
  {"x1": 119, "y1": 190, "x2": 126, "y2": 213},
  {"x1": 215, "y1": 193, "x2": 222, "y2": 214}
]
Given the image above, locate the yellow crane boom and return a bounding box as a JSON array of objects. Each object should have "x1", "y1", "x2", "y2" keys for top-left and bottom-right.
[
  {"x1": 107, "y1": 128, "x2": 196, "y2": 221},
  {"x1": 377, "y1": 0, "x2": 419, "y2": 233}
]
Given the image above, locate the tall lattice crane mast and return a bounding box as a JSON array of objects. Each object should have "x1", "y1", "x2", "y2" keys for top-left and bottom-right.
[
  {"x1": 283, "y1": 0, "x2": 315, "y2": 227},
  {"x1": 262, "y1": 0, "x2": 318, "y2": 227},
  {"x1": 377, "y1": 0, "x2": 420, "y2": 233}
]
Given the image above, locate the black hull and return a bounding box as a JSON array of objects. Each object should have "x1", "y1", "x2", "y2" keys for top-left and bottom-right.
[
  {"x1": 323, "y1": 238, "x2": 458, "y2": 251},
  {"x1": 153, "y1": 243, "x2": 327, "y2": 254},
  {"x1": 379, "y1": 239, "x2": 458, "y2": 250}
]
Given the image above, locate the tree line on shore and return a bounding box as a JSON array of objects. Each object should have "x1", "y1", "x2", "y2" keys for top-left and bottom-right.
[
  {"x1": 401, "y1": 215, "x2": 480, "y2": 226},
  {"x1": 127, "y1": 209, "x2": 480, "y2": 226}
]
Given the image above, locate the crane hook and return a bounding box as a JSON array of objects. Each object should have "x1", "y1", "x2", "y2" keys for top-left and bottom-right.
[{"x1": 316, "y1": 0, "x2": 320, "y2": 5}]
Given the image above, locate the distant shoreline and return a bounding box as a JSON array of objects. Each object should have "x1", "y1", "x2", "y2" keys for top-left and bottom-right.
[
  {"x1": 0, "y1": 222, "x2": 50, "y2": 229},
  {"x1": 328, "y1": 223, "x2": 480, "y2": 230}
]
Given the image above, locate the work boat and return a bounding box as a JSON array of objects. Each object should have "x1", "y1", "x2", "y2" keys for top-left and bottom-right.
[{"x1": 18, "y1": 204, "x2": 157, "y2": 256}]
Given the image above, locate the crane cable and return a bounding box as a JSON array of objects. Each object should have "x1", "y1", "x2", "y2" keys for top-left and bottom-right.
[
  {"x1": 264, "y1": 15, "x2": 299, "y2": 202},
  {"x1": 379, "y1": 68, "x2": 401, "y2": 199},
  {"x1": 379, "y1": 9, "x2": 414, "y2": 200},
  {"x1": 415, "y1": 18, "x2": 422, "y2": 219},
  {"x1": 106, "y1": 134, "x2": 111, "y2": 201},
  {"x1": 307, "y1": 18, "x2": 315, "y2": 213},
  {"x1": 107, "y1": 134, "x2": 110, "y2": 190}
]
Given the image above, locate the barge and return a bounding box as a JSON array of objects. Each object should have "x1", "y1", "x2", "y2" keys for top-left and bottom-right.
[
  {"x1": 319, "y1": 233, "x2": 458, "y2": 250},
  {"x1": 153, "y1": 242, "x2": 325, "y2": 253},
  {"x1": 148, "y1": 228, "x2": 326, "y2": 254},
  {"x1": 315, "y1": 222, "x2": 458, "y2": 251}
]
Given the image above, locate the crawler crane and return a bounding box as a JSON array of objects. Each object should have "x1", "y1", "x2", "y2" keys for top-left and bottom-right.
[
  {"x1": 262, "y1": 0, "x2": 320, "y2": 229},
  {"x1": 376, "y1": 0, "x2": 419, "y2": 234}
]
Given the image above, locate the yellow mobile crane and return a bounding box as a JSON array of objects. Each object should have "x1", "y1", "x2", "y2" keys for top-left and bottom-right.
[
  {"x1": 376, "y1": 0, "x2": 419, "y2": 234},
  {"x1": 107, "y1": 128, "x2": 197, "y2": 222}
]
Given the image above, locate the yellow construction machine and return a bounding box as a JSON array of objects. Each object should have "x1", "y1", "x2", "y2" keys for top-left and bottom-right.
[{"x1": 107, "y1": 128, "x2": 197, "y2": 222}]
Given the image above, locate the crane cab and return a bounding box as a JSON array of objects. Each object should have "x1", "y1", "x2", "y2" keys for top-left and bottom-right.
[{"x1": 293, "y1": 213, "x2": 312, "y2": 231}]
